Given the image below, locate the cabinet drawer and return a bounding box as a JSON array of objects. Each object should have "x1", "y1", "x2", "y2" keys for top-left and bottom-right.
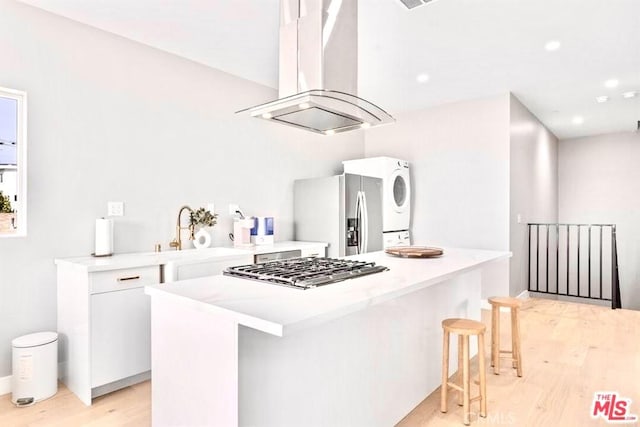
[
  {"x1": 300, "y1": 246, "x2": 326, "y2": 258},
  {"x1": 90, "y1": 266, "x2": 159, "y2": 294},
  {"x1": 254, "y1": 250, "x2": 302, "y2": 264}
]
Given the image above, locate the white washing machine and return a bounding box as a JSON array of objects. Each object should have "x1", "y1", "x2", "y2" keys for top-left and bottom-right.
[{"x1": 343, "y1": 157, "x2": 411, "y2": 245}]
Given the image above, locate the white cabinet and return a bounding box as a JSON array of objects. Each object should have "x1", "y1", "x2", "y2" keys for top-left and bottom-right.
[
  {"x1": 57, "y1": 264, "x2": 160, "y2": 405},
  {"x1": 164, "y1": 254, "x2": 253, "y2": 282},
  {"x1": 90, "y1": 287, "x2": 150, "y2": 388}
]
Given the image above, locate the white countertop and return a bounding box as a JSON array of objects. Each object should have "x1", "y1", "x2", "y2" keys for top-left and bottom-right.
[
  {"x1": 145, "y1": 247, "x2": 510, "y2": 337},
  {"x1": 54, "y1": 241, "x2": 328, "y2": 272}
]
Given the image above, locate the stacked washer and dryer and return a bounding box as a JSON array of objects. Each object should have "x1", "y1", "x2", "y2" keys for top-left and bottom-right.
[{"x1": 342, "y1": 157, "x2": 412, "y2": 248}]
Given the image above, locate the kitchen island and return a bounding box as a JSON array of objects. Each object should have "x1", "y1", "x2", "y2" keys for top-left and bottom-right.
[{"x1": 145, "y1": 248, "x2": 509, "y2": 427}]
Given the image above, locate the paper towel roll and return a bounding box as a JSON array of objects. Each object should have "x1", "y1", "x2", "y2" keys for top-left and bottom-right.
[
  {"x1": 193, "y1": 228, "x2": 212, "y2": 249},
  {"x1": 94, "y1": 218, "x2": 113, "y2": 256}
]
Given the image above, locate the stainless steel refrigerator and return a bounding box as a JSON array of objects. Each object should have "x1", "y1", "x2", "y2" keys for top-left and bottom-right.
[{"x1": 294, "y1": 174, "x2": 383, "y2": 258}]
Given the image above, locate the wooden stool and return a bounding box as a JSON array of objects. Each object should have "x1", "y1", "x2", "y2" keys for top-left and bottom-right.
[
  {"x1": 441, "y1": 318, "x2": 487, "y2": 425},
  {"x1": 489, "y1": 296, "x2": 523, "y2": 377}
]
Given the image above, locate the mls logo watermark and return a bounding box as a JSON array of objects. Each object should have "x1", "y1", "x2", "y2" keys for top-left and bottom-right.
[{"x1": 592, "y1": 392, "x2": 638, "y2": 423}]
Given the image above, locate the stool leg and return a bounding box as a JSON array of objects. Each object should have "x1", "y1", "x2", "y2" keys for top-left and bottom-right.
[
  {"x1": 457, "y1": 335, "x2": 463, "y2": 406},
  {"x1": 491, "y1": 305, "x2": 496, "y2": 368},
  {"x1": 510, "y1": 308, "x2": 517, "y2": 370},
  {"x1": 463, "y1": 335, "x2": 470, "y2": 426},
  {"x1": 478, "y1": 332, "x2": 487, "y2": 418},
  {"x1": 441, "y1": 330, "x2": 450, "y2": 412},
  {"x1": 493, "y1": 306, "x2": 500, "y2": 375},
  {"x1": 513, "y1": 308, "x2": 523, "y2": 377}
]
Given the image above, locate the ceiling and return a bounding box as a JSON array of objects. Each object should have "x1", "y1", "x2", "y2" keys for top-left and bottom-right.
[{"x1": 18, "y1": 0, "x2": 640, "y2": 139}]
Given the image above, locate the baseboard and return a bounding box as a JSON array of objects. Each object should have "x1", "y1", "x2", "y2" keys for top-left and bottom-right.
[
  {"x1": 0, "y1": 363, "x2": 65, "y2": 398},
  {"x1": 527, "y1": 291, "x2": 610, "y2": 307},
  {"x1": 0, "y1": 375, "x2": 11, "y2": 397},
  {"x1": 481, "y1": 290, "x2": 529, "y2": 311}
]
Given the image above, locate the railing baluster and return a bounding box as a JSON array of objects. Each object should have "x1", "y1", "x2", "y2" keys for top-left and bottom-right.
[
  {"x1": 527, "y1": 224, "x2": 531, "y2": 292},
  {"x1": 556, "y1": 224, "x2": 560, "y2": 295},
  {"x1": 546, "y1": 225, "x2": 550, "y2": 293},
  {"x1": 566, "y1": 225, "x2": 570, "y2": 296},
  {"x1": 577, "y1": 225, "x2": 581, "y2": 297},
  {"x1": 600, "y1": 226, "x2": 603, "y2": 299},
  {"x1": 588, "y1": 225, "x2": 592, "y2": 298},
  {"x1": 536, "y1": 225, "x2": 540, "y2": 292}
]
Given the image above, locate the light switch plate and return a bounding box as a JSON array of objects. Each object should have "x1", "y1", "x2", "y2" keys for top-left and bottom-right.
[
  {"x1": 108, "y1": 201, "x2": 124, "y2": 217},
  {"x1": 207, "y1": 203, "x2": 215, "y2": 213}
]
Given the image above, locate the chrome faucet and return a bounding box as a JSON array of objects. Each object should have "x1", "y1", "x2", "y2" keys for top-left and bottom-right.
[{"x1": 169, "y1": 205, "x2": 194, "y2": 250}]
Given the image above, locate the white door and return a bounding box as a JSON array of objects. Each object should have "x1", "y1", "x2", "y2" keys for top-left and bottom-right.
[{"x1": 385, "y1": 167, "x2": 411, "y2": 231}]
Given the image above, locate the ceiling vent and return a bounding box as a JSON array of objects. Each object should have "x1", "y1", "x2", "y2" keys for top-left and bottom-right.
[{"x1": 238, "y1": 0, "x2": 394, "y2": 135}]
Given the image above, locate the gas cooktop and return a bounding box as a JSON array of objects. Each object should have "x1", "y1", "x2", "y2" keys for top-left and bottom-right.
[{"x1": 223, "y1": 257, "x2": 388, "y2": 290}]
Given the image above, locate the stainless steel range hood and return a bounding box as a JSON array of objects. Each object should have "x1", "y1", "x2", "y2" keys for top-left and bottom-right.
[{"x1": 238, "y1": 0, "x2": 394, "y2": 135}]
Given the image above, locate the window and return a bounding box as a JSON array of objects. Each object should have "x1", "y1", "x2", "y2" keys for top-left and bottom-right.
[{"x1": 0, "y1": 87, "x2": 27, "y2": 236}]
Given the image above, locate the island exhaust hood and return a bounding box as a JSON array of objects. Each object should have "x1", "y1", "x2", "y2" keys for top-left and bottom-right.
[{"x1": 238, "y1": 0, "x2": 394, "y2": 135}]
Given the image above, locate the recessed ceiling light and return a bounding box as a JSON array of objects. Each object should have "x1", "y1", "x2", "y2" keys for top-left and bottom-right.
[
  {"x1": 325, "y1": 129, "x2": 336, "y2": 135},
  {"x1": 604, "y1": 79, "x2": 619, "y2": 88},
  {"x1": 596, "y1": 96, "x2": 609, "y2": 103},
  {"x1": 622, "y1": 91, "x2": 638, "y2": 99},
  {"x1": 572, "y1": 116, "x2": 584, "y2": 125},
  {"x1": 544, "y1": 40, "x2": 561, "y2": 51},
  {"x1": 416, "y1": 73, "x2": 430, "y2": 84},
  {"x1": 360, "y1": 123, "x2": 371, "y2": 129},
  {"x1": 299, "y1": 102, "x2": 311, "y2": 109},
  {"x1": 261, "y1": 113, "x2": 273, "y2": 119}
]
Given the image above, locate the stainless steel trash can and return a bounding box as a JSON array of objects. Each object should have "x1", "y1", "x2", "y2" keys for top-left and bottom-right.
[{"x1": 11, "y1": 332, "x2": 58, "y2": 406}]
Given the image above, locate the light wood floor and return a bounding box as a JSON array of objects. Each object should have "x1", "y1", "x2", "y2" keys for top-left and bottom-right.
[{"x1": 1, "y1": 298, "x2": 638, "y2": 427}]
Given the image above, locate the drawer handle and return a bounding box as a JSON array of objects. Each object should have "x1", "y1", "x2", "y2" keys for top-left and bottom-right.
[{"x1": 117, "y1": 275, "x2": 141, "y2": 282}]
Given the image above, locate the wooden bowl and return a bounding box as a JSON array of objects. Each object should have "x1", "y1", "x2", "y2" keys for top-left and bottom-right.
[{"x1": 385, "y1": 246, "x2": 444, "y2": 258}]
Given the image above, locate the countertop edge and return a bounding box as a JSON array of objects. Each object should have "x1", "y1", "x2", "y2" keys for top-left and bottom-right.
[{"x1": 144, "y1": 286, "x2": 284, "y2": 337}]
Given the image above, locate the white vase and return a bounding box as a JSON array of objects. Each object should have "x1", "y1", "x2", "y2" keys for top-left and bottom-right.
[{"x1": 193, "y1": 228, "x2": 212, "y2": 249}]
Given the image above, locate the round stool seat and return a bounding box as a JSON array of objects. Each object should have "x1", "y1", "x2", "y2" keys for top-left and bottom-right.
[
  {"x1": 442, "y1": 318, "x2": 486, "y2": 335},
  {"x1": 488, "y1": 296, "x2": 522, "y2": 308}
]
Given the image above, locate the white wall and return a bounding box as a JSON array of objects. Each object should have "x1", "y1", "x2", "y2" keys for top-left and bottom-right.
[
  {"x1": 559, "y1": 132, "x2": 640, "y2": 309},
  {"x1": 509, "y1": 95, "x2": 558, "y2": 296},
  {"x1": 364, "y1": 95, "x2": 511, "y2": 299},
  {"x1": 0, "y1": 0, "x2": 364, "y2": 378}
]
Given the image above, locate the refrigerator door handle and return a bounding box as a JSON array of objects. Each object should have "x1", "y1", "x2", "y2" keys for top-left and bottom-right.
[
  {"x1": 355, "y1": 191, "x2": 363, "y2": 254},
  {"x1": 361, "y1": 191, "x2": 369, "y2": 253}
]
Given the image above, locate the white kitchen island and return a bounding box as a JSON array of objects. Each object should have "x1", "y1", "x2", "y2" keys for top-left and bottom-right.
[{"x1": 145, "y1": 248, "x2": 509, "y2": 427}]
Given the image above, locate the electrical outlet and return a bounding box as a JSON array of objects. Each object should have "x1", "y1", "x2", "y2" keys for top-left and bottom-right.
[
  {"x1": 107, "y1": 201, "x2": 124, "y2": 217},
  {"x1": 229, "y1": 204, "x2": 239, "y2": 215},
  {"x1": 207, "y1": 203, "x2": 215, "y2": 213},
  {"x1": 516, "y1": 214, "x2": 522, "y2": 224}
]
